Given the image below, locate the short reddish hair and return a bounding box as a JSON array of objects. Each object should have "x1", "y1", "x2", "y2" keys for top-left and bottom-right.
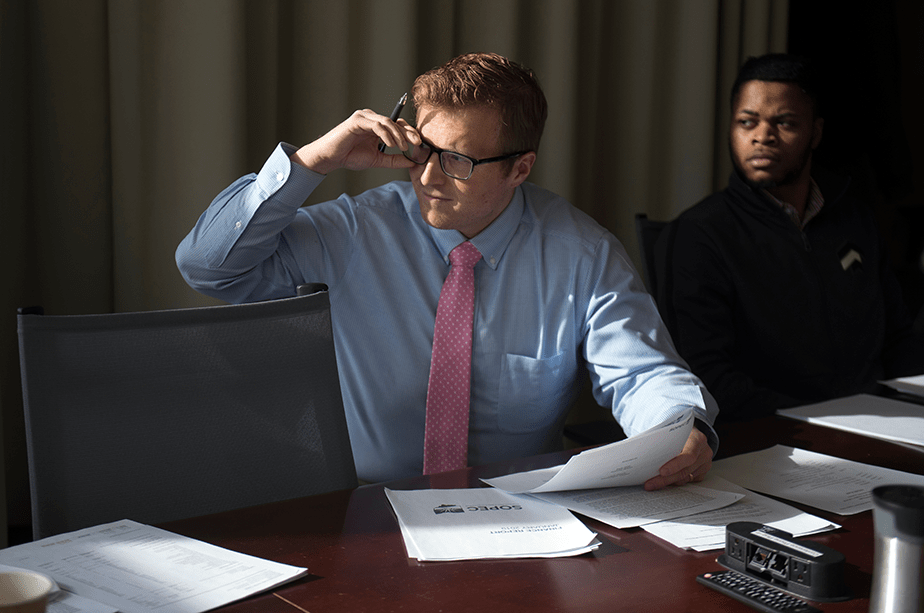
[{"x1": 411, "y1": 52, "x2": 548, "y2": 155}]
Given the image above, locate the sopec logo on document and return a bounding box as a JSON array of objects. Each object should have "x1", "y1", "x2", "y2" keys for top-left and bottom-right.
[{"x1": 433, "y1": 503, "x2": 523, "y2": 514}]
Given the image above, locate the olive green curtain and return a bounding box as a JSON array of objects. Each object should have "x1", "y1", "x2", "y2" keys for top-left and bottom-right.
[{"x1": 0, "y1": 0, "x2": 788, "y2": 542}]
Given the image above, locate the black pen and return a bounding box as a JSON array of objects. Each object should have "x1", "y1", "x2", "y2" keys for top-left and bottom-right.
[{"x1": 379, "y1": 92, "x2": 408, "y2": 152}]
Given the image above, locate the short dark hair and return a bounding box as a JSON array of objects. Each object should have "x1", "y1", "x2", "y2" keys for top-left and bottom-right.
[
  {"x1": 411, "y1": 52, "x2": 548, "y2": 155},
  {"x1": 731, "y1": 53, "x2": 821, "y2": 117}
]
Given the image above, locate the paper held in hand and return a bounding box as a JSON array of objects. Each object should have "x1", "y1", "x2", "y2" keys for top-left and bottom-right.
[{"x1": 482, "y1": 410, "x2": 694, "y2": 494}]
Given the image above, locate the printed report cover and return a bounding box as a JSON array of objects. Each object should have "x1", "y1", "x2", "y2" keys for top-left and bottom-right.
[{"x1": 384, "y1": 487, "x2": 601, "y2": 561}]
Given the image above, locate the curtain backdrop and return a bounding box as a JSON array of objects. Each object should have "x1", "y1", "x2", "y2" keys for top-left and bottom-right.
[{"x1": 0, "y1": 0, "x2": 787, "y2": 540}]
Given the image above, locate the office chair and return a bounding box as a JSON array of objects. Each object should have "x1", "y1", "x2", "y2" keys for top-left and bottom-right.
[
  {"x1": 17, "y1": 289, "x2": 357, "y2": 540},
  {"x1": 634, "y1": 213, "x2": 669, "y2": 295}
]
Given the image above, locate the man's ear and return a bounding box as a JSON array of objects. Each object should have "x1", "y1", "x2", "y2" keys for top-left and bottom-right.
[
  {"x1": 811, "y1": 117, "x2": 824, "y2": 150},
  {"x1": 509, "y1": 152, "x2": 536, "y2": 187}
]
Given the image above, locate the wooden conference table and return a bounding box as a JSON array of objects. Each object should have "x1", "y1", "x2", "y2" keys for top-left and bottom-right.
[{"x1": 160, "y1": 414, "x2": 924, "y2": 612}]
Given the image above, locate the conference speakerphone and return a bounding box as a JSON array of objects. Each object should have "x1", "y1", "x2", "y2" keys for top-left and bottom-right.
[{"x1": 697, "y1": 522, "x2": 850, "y2": 611}]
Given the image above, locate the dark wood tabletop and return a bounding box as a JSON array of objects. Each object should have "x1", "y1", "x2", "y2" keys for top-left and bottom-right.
[{"x1": 159, "y1": 414, "x2": 924, "y2": 612}]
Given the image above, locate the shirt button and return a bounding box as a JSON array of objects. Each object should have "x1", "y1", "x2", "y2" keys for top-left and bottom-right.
[
  {"x1": 235, "y1": 221, "x2": 242, "y2": 229},
  {"x1": 490, "y1": 257, "x2": 496, "y2": 266},
  {"x1": 275, "y1": 171, "x2": 285, "y2": 182}
]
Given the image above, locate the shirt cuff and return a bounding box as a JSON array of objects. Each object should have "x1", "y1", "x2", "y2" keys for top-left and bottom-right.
[
  {"x1": 249, "y1": 143, "x2": 325, "y2": 211},
  {"x1": 694, "y1": 417, "x2": 719, "y2": 456}
]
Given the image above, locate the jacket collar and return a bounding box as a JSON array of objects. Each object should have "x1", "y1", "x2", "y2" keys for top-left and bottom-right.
[{"x1": 727, "y1": 165, "x2": 851, "y2": 224}]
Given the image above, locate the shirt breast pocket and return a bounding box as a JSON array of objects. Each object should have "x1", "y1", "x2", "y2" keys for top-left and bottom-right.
[{"x1": 498, "y1": 351, "x2": 569, "y2": 433}]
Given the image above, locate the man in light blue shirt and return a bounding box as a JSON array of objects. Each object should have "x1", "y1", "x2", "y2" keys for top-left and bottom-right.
[{"x1": 177, "y1": 53, "x2": 718, "y2": 485}]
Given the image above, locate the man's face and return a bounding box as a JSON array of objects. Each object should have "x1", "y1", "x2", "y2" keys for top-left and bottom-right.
[
  {"x1": 409, "y1": 105, "x2": 533, "y2": 239},
  {"x1": 729, "y1": 80, "x2": 823, "y2": 197}
]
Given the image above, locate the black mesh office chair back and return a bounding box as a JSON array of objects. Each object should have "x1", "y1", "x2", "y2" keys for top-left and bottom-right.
[{"x1": 18, "y1": 291, "x2": 357, "y2": 540}]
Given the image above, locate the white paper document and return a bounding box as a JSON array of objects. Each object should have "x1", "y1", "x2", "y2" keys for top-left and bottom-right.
[
  {"x1": 48, "y1": 591, "x2": 119, "y2": 613},
  {"x1": 384, "y1": 488, "x2": 601, "y2": 561},
  {"x1": 882, "y1": 374, "x2": 924, "y2": 397},
  {"x1": 641, "y1": 476, "x2": 840, "y2": 551},
  {"x1": 528, "y1": 482, "x2": 743, "y2": 529},
  {"x1": 482, "y1": 411, "x2": 694, "y2": 494},
  {"x1": 0, "y1": 520, "x2": 308, "y2": 613},
  {"x1": 712, "y1": 445, "x2": 924, "y2": 515},
  {"x1": 778, "y1": 394, "x2": 924, "y2": 447}
]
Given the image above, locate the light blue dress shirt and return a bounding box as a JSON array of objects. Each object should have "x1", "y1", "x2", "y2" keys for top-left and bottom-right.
[{"x1": 177, "y1": 143, "x2": 718, "y2": 482}]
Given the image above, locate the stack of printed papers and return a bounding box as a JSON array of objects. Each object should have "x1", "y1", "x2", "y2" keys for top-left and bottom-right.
[
  {"x1": 384, "y1": 488, "x2": 601, "y2": 561},
  {"x1": 641, "y1": 476, "x2": 839, "y2": 551}
]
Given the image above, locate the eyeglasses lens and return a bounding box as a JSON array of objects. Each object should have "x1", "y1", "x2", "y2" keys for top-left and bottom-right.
[
  {"x1": 439, "y1": 152, "x2": 473, "y2": 180},
  {"x1": 404, "y1": 143, "x2": 431, "y2": 164}
]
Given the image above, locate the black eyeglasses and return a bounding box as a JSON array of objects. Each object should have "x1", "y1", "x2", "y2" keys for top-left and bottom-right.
[{"x1": 403, "y1": 139, "x2": 527, "y2": 180}]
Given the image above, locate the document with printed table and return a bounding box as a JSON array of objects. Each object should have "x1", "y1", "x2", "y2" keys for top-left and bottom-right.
[
  {"x1": 384, "y1": 488, "x2": 601, "y2": 561},
  {"x1": 777, "y1": 393, "x2": 924, "y2": 447},
  {"x1": 0, "y1": 519, "x2": 308, "y2": 613}
]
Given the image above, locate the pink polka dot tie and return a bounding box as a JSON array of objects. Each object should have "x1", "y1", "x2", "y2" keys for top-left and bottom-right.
[{"x1": 423, "y1": 241, "x2": 482, "y2": 475}]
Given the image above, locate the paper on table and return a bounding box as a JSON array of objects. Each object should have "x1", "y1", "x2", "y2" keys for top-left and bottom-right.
[
  {"x1": 49, "y1": 591, "x2": 120, "y2": 613},
  {"x1": 712, "y1": 445, "x2": 924, "y2": 515},
  {"x1": 881, "y1": 374, "x2": 924, "y2": 397},
  {"x1": 778, "y1": 394, "x2": 924, "y2": 447},
  {"x1": 528, "y1": 482, "x2": 743, "y2": 529},
  {"x1": 641, "y1": 476, "x2": 840, "y2": 551},
  {"x1": 0, "y1": 520, "x2": 307, "y2": 613},
  {"x1": 483, "y1": 410, "x2": 694, "y2": 494},
  {"x1": 384, "y1": 488, "x2": 601, "y2": 561}
]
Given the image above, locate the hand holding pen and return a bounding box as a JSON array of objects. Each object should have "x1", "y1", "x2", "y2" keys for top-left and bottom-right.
[
  {"x1": 289, "y1": 94, "x2": 413, "y2": 174},
  {"x1": 378, "y1": 92, "x2": 408, "y2": 152}
]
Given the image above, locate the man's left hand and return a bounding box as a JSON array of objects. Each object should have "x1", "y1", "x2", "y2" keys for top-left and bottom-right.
[{"x1": 643, "y1": 427, "x2": 712, "y2": 491}]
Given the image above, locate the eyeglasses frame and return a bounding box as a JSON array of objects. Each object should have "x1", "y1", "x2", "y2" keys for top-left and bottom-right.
[{"x1": 402, "y1": 138, "x2": 529, "y2": 180}]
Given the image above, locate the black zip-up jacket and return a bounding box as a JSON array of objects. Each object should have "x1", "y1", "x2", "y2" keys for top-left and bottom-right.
[{"x1": 654, "y1": 168, "x2": 924, "y2": 420}]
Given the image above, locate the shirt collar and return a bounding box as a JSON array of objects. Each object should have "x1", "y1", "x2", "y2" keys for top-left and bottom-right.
[
  {"x1": 763, "y1": 179, "x2": 825, "y2": 229},
  {"x1": 427, "y1": 186, "x2": 524, "y2": 270}
]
